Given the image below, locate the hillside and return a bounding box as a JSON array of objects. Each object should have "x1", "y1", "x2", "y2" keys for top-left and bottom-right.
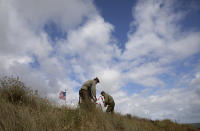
[
  {"x1": 190, "y1": 123, "x2": 200, "y2": 129},
  {"x1": 0, "y1": 77, "x2": 199, "y2": 131}
]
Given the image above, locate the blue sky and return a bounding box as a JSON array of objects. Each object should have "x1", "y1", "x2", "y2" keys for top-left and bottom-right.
[
  {"x1": 0, "y1": 0, "x2": 200, "y2": 123},
  {"x1": 95, "y1": 0, "x2": 136, "y2": 47},
  {"x1": 96, "y1": 0, "x2": 200, "y2": 48}
]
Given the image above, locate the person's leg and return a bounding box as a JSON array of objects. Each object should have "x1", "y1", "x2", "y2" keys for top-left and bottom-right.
[
  {"x1": 106, "y1": 102, "x2": 115, "y2": 113},
  {"x1": 106, "y1": 105, "x2": 112, "y2": 113},
  {"x1": 110, "y1": 102, "x2": 115, "y2": 113},
  {"x1": 81, "y1": 90, "x2": 92, "y2": 110}
]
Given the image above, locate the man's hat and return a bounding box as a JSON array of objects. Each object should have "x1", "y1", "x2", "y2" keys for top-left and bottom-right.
[
  {"x1": 101, "y1": 91, "x2": 105, "y2": 95},
  {"x1": 94, "y1": 77, "x2": 100, "y2": 83}
]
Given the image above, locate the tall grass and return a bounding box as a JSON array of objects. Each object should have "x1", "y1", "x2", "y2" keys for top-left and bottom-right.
[{"x1": 0, "y1": 77, "x2": 198, "y2": 131}]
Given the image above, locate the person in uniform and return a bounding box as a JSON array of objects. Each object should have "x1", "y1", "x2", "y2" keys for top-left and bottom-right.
[
  {"x1": 101, "y1": 91, "x2": 115, "y2": 113},
  {"x1": 79, "y1": 77, "x2": 100, "y2": 110}
]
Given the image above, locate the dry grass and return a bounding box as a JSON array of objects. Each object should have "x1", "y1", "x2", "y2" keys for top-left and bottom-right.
[{"x1": 0, "y1": 77, "x2": 199, "y2": 131}]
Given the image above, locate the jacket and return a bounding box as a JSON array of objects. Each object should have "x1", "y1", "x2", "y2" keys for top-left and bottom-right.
[{"x1": 81, "y1": 80, "x2": 97, "y2": 98}]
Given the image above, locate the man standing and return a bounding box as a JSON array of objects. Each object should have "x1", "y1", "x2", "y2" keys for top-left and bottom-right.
[
  {"x1": 101, "y1": 91, "x2": 115, "y2": 113},
  {"x1": 79, "y1": 77, "x2": 100, "y2": 109}
]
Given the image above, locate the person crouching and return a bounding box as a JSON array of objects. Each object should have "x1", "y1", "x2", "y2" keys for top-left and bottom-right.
[{"x1": 101, "y1": 91, "x2": 115, "y2": 113}]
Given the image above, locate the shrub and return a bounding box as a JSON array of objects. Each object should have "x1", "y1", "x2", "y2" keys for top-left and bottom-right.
[{"x1": 0, "y1": 76, "x2": 35, "y2": 105}]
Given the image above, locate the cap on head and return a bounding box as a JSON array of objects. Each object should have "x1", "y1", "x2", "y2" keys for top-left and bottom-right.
[
  {"x1": 94, "y1": 77, "x2": 100, "y2": 83},
  {"x1": 101, "y1": 91, "x2": 105, "y2": 95}
]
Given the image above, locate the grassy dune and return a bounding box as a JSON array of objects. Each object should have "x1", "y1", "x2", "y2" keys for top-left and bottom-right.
[{"x1": 0, "y1": 77, "x2": 199, "y2": 131}]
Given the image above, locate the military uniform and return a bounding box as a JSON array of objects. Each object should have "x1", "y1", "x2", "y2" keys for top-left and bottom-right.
[
  {"x1": 79, "y1": 80, "x2": 97, "y2": 109},
  {"x1": 103, "y1": 93, "x2": 115, "y2": 113}
]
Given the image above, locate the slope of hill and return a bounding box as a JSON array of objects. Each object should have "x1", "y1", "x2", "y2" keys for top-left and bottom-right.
[
  {"x1": 0, "y1": 77, "x2": 199, "y2": 131},
  {"x1": 190, "y1": 123, "x2": 200, "y2": 129}
]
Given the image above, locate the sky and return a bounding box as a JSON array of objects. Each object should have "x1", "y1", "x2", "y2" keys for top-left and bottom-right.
[{"x1": 0, "y1": 0, "x2": 200, "y2": 123}]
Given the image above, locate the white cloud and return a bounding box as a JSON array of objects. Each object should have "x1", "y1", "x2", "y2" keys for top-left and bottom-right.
[
  {"x1": 115, "y1": 78, "x2": 200, "y2": 123},
  {"x1": 97, "y1": 69, "x2": 122, "y2": 92},
  {"x1": 12, "y1": 0, "x2": 97, "y2": 30},
  {"x1": 125, "y1": 62, "x2": 166, "y2": 87},
  {"x1": 0, "y1": 0, "x2": 121, "y2": 108},
  {"x1": 0, "y1": 0, "x2": 100, "y2": 104},
  {"x1": 121, "y1": 0, "x2": 200, "y2": 87},
  {"x1": 110, "y1": 0, "x2": 200, "y2": 123},
  {"x1": 58, "y1": 15, "x2": 121, "y2": 81}
]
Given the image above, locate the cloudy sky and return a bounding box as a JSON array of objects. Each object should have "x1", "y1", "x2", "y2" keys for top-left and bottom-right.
[{"x1": 0, "y1": 0, "x2": 200, "y2": 123}]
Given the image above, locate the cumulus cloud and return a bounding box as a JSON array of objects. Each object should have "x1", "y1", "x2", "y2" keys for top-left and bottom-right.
[
  {"x1": 116, "y1": 74, "x2": 200, "y2": 123},
  {"x1": 121, "y1": 0, "x2": 200, "y2": 87},
  {"x1": 97, "y1": 69, "x2": 122, "y2": 92},
  {"x1": 0, "y1": 0, "x2": 97, "y2": 98},
  {"x1": 12, "y1": 0, "x2": 97, "y2": 30},
  {"x1": 109, "y1": 0, "x2": 200, "y2": 123},
  {"x1": 0, "y1": 0, "x2": 120, "y2": 106},
  {"x1": 112, "y1": 71, "x2": 200, "y2": 122}
]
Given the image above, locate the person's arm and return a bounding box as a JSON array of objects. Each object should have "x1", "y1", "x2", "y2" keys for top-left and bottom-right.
[
  {"x1": 91, "y1": 82, "x2": 97, "y2": 101},
  {"x1": 104, "y1": 94, "x2": 108, "y2": 106}
]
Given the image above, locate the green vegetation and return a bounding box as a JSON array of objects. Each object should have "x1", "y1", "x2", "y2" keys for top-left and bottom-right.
[{"x1": 0, "y1": 77, "x2": 199, "y2": 131}]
